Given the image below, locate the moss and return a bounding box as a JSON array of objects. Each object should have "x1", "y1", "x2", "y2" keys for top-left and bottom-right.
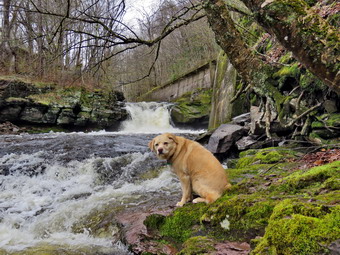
[
  {"x1": 281, "y1": 161, "x2": 340, "y2": 193},
  {"x1": 252, "y1": 199, "x2": 340, "y2": 255},
  {"x1": 201, "y1": 194, "x2": 277, "y2": 241},
  {"x1": 144, "y1": 214, "x2": 166, "y2": 232},
  {"x1": 236, "y1": 147, "x2": 297, "y2": 168},
  {"x1": 72, "y1": 204, "x2": 120, "y2": 238},
  {"x1": 171, "y1": 88, "x2": 212, "y2": 124},
  {"x1": 178, "y1": 236, "x2": 216, "y2": 255},
  {"x1": 159, "y1": 203, "x2": 208, "y2": 243},
  {"x1": 273, "y1": 63, "x2": 299, "y2": 78}
]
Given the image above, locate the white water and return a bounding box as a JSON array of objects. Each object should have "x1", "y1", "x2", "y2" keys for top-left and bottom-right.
[
  {"x1": 0, "y1": 102, "x2": 203, "y2": 254},
  {"x1": 0, "y1": 151, "x2": 179, "y2": 254},
  {"x1": 120, "y1": 102, "x2": 204, "y2": 134}
]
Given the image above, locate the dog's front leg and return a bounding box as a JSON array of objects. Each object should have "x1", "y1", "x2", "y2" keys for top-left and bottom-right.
[{"x1": 177, "y1": 174, "x2": 192, "y2": 207}]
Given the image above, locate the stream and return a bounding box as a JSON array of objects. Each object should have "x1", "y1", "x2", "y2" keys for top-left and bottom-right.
[{"x1": 0, "y1": 102, "x2": 204, "y2": 254}]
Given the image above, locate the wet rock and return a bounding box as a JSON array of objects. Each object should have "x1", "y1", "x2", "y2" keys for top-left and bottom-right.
[
  {"x1": 115, "y1": 197, "x2": 178, "y2": 254},
  {"x1": 206, "y1": 124, "x2": 245, "y2": 154},
  {"x1": 0, "y1": 121, "x2": 23, "y2": 135}
]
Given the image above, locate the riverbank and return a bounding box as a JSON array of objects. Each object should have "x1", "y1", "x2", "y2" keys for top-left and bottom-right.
[{"x1": 121, "y1": 145, "x2": 339, "y2": 254}]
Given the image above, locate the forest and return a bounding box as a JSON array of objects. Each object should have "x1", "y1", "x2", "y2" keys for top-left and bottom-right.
[{"x1": 0, "y1": 0, "x2": 339, "y2": 135}]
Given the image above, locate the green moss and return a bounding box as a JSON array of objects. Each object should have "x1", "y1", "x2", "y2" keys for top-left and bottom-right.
[
  {"x1": 159, "y1": 203, "x2": 208, "y2": 243},
  {"x1": 252, "y1": 199, "x2": 340, "y2": 255},
  {"x1": 273, "y1": 63, "x2": 299, "y2": 78},
  {"x1": 236, "y1": 147, "x2": 297, "y2": 168},
  {"x1": 201, "y1": 194, "x2": 277, "y2": 241},
  {"x1": 178, "y1": 236, "x2": 215, "y2": 255},
  {"x1": 144, "y1": 214, "x2": 166, "y2": 232},
  {"x1": 281, "y1": 161, "x2": 340, "y2": 193}
]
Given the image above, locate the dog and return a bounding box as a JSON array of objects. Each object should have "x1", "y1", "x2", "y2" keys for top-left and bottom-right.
[{"x1": 148, "y1": 133, "x2": 231, "y2": 207}]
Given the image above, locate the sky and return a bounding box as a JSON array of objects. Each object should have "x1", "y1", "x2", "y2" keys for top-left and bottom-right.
[{"x1": 124, "y1": 0, "x2": 158, "y2": 27}]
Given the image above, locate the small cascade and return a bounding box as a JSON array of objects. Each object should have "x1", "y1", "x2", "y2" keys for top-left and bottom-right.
[{"x1": 120, "y1": 102, "x2": 179, "y2": 133}]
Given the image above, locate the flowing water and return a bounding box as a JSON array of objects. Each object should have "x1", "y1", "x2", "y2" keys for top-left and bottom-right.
[{"x1": 0, "y1": 102, "x2": 204, "y2": 255}]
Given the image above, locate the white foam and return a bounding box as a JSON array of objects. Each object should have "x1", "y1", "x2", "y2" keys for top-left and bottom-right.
[{"x1": 0, "y1": 152, "x2": 178, "y2": 253}]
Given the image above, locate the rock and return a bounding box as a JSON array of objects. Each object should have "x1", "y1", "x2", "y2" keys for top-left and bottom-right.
[
  {"x1": 170, "y1": 89, "x2": 212, "y2": 128},
  {"x1": 20, "y1": 106, "x2": 47, "y2": 123},
  {"x1": 323, "y1": 100, "x2": 338, "y2": 114},
  {"x1": 57, "y1": 108, "x2": 76, "y2": 125},
  {"x1": 0, "y1": 79, "x2": 128, "y2": 130},
  {"x1": 250, "y1": 106, "x2": 292, "y2": 135},
  {"x1": 214, "y1": 242, "x2": 250, "y2": 255},
  {"x1": 0, "y1": 106, "x2": 22, "y2": 122},
  {"x1": 236, "y1": 135, "x2": 261, "y2": 151},
  {"x1": 206, "y1": 124, "x2": 245, "y2": 154},
  {"x1": 0, "y1": 121, "x2": 23, "y2": 134},
  {"x1": 115, "y1": 198, "x2": 178, "y2": 255},
  {"x1": 232, "y1": 112, "x2": 251, "y2": 126},
  {"x1": 328, "y1": 240, "x2": 340, "y2": 255}
]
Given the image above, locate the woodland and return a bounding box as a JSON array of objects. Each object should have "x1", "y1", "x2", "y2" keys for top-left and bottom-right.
[{"x1": 0, "y1": 0, "x2": 339, "y2": 137}]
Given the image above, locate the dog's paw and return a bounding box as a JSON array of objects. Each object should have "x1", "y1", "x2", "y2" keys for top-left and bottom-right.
[
  {"x1": 176, "y1": 201, "x2": 185, "y2": 207},
  {"x1": 192, "y1": 197, "x2": 207, "y2": 204}
]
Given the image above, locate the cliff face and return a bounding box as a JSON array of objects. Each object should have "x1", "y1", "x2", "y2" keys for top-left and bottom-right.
[{"x1": 0, "y1": 79, "x2": 128, "y2": 130}]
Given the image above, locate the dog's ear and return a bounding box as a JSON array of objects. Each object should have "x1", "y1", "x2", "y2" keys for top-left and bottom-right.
[
  {"x1": 167, "y1": 133, "x2": 178, "y2": 144},
  {"x1": 148, "y1": 139, "x2": 155, "y2": 152}
]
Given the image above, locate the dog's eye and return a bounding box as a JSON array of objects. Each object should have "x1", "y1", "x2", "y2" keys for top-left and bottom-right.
[
  {"x1": 164, "y1": 142, "x2": 168, "y2": 145},
  {"x1": 155, "y1": 143, "x2": 159, "y2": 147}
]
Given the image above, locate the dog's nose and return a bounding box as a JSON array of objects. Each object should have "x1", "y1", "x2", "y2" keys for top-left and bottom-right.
[{"x1": 158, "y1": 148, "x2": 163, "y2": 154}]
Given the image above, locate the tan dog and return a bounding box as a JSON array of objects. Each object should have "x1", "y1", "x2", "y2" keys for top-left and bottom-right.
[{"x1": 149, "y1": 133, "x2": 231, "y2": 207}]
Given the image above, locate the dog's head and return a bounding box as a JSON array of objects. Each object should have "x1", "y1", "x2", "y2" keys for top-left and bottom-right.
[{"x1": 148, "y1": 133, "x2": 178, "y2": 160}]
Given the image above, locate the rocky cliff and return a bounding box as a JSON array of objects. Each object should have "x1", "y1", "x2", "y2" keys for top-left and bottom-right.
[{"x1": 0, "y1": 79, "x2": 128, "y2": 131}]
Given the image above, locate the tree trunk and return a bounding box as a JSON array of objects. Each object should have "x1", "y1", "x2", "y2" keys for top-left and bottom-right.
[
  {"x1": 240, "y1": 0, "x2": 339, "y2": 93},
  {"x1": 0, "y1": 0, "x2": 14, "y2": 72}
]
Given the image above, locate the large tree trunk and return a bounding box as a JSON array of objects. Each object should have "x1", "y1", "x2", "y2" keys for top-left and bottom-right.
[
  {"x1": 241, "y1": 0, "x2": 339, "y2": 93},
  {"x1": 0, "y1": 0, "x2": 15, "y2": 72}
]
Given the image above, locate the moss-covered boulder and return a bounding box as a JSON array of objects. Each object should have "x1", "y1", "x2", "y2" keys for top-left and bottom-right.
[{"x1": 170, "y1": 88, "x2": 212, "y2": 128}]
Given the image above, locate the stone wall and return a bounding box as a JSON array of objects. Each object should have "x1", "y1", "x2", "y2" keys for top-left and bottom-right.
[{"x1": 141, "y1": 61, "x2": 216, "y2": 102}]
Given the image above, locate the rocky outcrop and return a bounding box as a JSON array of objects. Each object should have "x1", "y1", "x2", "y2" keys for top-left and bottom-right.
[
  {"x1": 0, "y1": 79, "x2": 128, "y2": 130},
  {"x1": 170, "y1": 88, "x2": 212, "y2": 128}
]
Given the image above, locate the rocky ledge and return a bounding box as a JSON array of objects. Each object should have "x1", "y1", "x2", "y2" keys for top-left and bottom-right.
[{"x1": 0, "y1": 79, "x2": 128, "y2": 131}]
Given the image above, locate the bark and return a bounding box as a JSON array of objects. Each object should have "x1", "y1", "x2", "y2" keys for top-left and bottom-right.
[
  {"x1": 241, "y1": 0, "x2": 340, "y2": 93},
  {"x1": 203, "y1": 0, "x2": 283, "y2": 108},
  {"x1": 203, "y1": 0, "x2": 265, "y2": 85},
  {"x1": 0, "y1": 0, "x2": 14, "y2": 72}
]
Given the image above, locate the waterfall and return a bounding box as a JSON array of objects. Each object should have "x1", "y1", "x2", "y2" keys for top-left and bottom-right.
[{"x1": 120, "y1": 102, "x2": 178, "y2": 133}]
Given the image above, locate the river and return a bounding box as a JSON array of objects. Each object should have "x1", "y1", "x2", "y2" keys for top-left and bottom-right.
[{"x1": 0, "y1": 102, "x2": 204, "y2": 255}]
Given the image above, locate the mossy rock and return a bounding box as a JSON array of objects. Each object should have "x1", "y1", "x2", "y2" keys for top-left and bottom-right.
[
  {"x1": 236, "y1": 147, "x2": 298, "y2": 168},
  {"x1": 171, "y1": 89, "x2": 212, "y2": 125},
  {"x1": 177, "y1": 236, "x2": 216, "y2": 255},
  {"x1": 252, "y1": 199, "x2": 340, "y2": 255},
  {"x1": 278, "y1": 161, "x2": 340, "y2": 194},
  {"x1": 72, "y1": 204, "x2": 121, "y2": 239}
]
